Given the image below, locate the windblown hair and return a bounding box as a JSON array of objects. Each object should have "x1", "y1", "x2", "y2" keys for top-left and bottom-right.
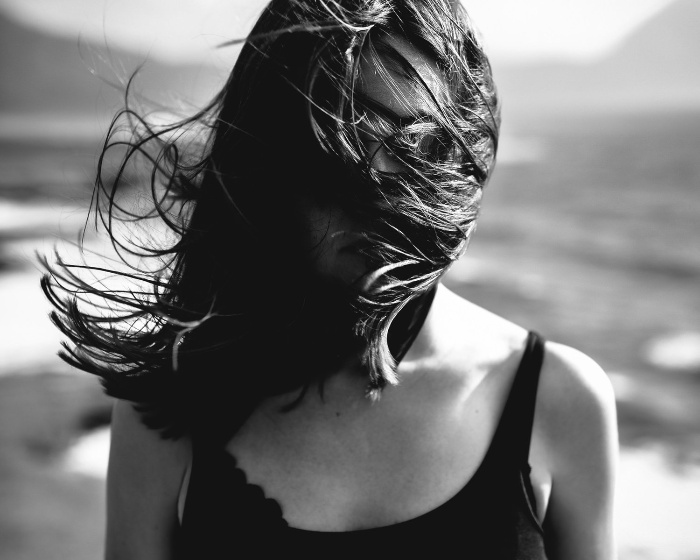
[{"x1": 41, "y1": 0, "x2": 499, "y2": 441}]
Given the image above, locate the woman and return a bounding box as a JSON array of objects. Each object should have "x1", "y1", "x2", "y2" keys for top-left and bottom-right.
[{"x1": 42, "y1": 0, "x2": 618, "y2": 557}]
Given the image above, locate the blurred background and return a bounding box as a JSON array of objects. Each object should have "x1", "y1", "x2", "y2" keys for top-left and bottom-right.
[{"x1": 1, "y1": 0, "x2": 699, "y2": 558}]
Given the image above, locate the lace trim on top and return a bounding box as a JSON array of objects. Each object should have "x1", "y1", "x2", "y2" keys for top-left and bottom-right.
[{"x1": 218, "y1": 451, "x2": 289, "y2": 529}]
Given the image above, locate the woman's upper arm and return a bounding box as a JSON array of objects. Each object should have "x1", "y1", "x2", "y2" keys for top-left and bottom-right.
[
  {"x1": 538, "y1": 342, "x2": 619, "y2": 560},
  {"x1": 105, "y1": 399, "x2": 190, "y2": 560}
]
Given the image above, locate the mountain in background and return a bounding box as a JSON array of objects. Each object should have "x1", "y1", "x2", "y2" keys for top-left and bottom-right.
[
  {"x1": 496, "y1": 0, "x2": 700, "y2": 121},
  {"x1": 0, "y1": 10, "x2": 224, "y2": 119},
  {"x1": 1, "y1": 0, "x2": 698, "y2": 133},
  {"x1": 593, "y1": 0, "x2": 700, "y2": 105}
]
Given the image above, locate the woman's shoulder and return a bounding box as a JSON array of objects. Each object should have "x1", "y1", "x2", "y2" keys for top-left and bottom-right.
[
  {"x1": 534, "y1": 340, "x2": 618, "y2": 471},
  {"x1": 539, "y1": 341, "x2": 616, "y2": 417},
  {"x1": 435, "y1": 285, "x2": 617, "y2": 449},
  {"x1": 525, "y1": 330, "x2": 618, "y2": 555},
  {"x1": 437, "y1": 285, "x2": 616, "y2": 416},
  {"x1": 109, "y1": 399, "x2": 192, "y2": 502},
  {"x1": 111, "y1": 399, "x2": 192, "y2": 466},
  {"x1": 440, "y1": 287, "x2": 617, "y2": 517}
]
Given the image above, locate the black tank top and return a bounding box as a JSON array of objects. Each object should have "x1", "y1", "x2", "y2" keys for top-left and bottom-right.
[{"x1": 178, "y1": 331, "x2": 547, "y2": 558}]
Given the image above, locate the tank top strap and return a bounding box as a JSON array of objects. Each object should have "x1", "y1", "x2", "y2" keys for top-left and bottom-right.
[{"x1": 489, "y1": 331, "x2": 546, "y2": 468}]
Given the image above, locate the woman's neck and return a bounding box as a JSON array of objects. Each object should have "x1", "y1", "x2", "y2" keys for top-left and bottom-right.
[
  {"x1": 387, "y1": 284, "x2": 438, "y2": 365},
  {"x1": 397, "y1": 283, "x2": 443, "y2": 365}
]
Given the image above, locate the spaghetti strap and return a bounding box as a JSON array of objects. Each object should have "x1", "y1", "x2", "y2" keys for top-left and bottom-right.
[{"x1": 490, "y1": 331, "x2": 546, "y2": 468}]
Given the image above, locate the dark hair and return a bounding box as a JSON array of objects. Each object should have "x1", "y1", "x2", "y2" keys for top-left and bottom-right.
[{"x1": 41, "y1": 0, "x2": 499, "y2": 441}]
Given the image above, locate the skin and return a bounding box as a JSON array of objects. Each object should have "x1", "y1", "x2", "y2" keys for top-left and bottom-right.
[{"x1": 105, "y1": 35, "x2": 618, "y2": 560}]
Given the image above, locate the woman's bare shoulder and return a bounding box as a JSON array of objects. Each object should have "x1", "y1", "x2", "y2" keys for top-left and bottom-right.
[
  {"x1": 107, "y1": 400, "x2": 192, "y2": 511},
  {"x1": 535, "y1": 341, "x2": 618, "y2": 464},
  {"x1": 108, "y1": 399, "x2": 191, "y2": 510},
  {"x1": 110, "y1": 398, "x2": 191, "y2": 475},
  {"x1": 438, "y1": 287, "x2": 616, "y2": 415},
  {"x1": 436, "y1": 285, "x2": 617, "y2": 451},
  {"x1": 533, "y1": 343, "x2": 618, "y2": 558}
]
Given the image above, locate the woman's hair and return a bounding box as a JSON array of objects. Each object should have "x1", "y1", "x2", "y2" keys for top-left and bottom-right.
[{"x1": 41, "y1": 0, "x2": 499, "y2": 441}]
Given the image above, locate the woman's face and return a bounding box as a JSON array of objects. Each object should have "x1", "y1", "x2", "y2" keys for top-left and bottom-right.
[{"x1": 300, "y1": 35, "x2": 448, "y2": 288}]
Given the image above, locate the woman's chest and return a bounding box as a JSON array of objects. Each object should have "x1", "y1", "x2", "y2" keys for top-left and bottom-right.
[{"x1": 223, "y1": 380, "x2": 508, "y2": 531}]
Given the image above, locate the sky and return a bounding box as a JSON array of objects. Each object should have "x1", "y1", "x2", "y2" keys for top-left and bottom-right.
[{"x1": 1, "y1": 0, "x2": 675, "y2": 65}]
